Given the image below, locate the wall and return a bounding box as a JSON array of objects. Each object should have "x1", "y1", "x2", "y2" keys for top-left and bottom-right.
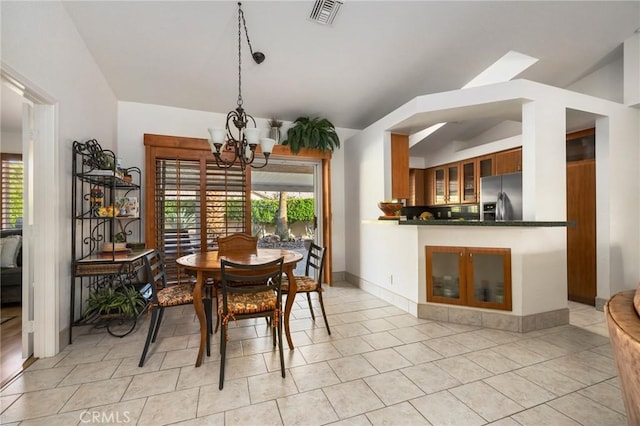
[
  {"x1": 1, "y1": 131, "x2": 21, "y2": 153},
  {"x1": 117, "y1": 102, "x2": 357, "y2": 274},
  {"x1": 568, "y1": 52, "x2": 624, "y2": 103},
  {"x1": 2, "y1": 1, "x2": 118, "y2": 348}
]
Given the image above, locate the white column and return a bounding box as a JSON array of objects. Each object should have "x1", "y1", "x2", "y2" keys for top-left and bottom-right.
[{"x1": 521, "y1": 101, "x2": 567, "y2": 221}]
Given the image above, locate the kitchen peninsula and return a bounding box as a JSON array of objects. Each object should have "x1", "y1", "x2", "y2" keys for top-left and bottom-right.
[{"x1": 356, "y1": 218, "x2": 572, "y2": 333}]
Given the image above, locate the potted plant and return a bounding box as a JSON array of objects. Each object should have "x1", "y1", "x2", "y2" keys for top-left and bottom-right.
[
  {"x1": 282, "y1": 116, "x2": 340, "y2": 154},
  {"x1": 267, "y1": 118, "x2": 283, "y2": 144},
  {"x1": 83, "y1": 285, "x2": 146, "y2": 319}
]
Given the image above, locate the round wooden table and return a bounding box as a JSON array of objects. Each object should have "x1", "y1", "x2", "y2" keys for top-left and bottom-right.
[{"x1": 176, "y1": 248, "x2": 303, "y2": 367}]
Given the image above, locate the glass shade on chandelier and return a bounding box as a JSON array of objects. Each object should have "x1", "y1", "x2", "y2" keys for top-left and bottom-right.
[{"x1": 207, "y1": 113, "x2": 276, "y2": 170}]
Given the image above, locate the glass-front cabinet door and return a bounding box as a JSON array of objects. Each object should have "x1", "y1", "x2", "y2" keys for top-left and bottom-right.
[
  {"x1": 426, "y1": 245, "x2": 512, "y2": 311},
  {"x1": 426, "y1": 246, "x2": 466, "y2": 305},
  {"x1": 434, "y1": 167, "x2": 446, "y2": 205},
  {"x1": 447, "y1": 164, "x2": 459, "y2": 203},
  {"x1": 461, "y1": 160, "x2": 476, "y2": 203},
  {"x1": 478, "y1": 155, "x2": 494, "y2": 178},
  {"x1": 466, "y1": 247, "x2": 512, "y2": 310}
]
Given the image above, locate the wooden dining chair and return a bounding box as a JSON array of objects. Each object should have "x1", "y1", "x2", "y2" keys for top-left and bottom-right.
[
  {"x1": 217, "y1": 233, "x2": 258, "y2": 255},
  {"x1": 281, "y1": 242, "x2": 331, "y2": 334},
  {"x1": 139, "y1": 249, "x2": 196, "y2": 367},
  {"x1": 218, "y1": 256, "x2": 285, "y2": 390},
  {"x1": 208, "y1": 233, "x2": 260, "y2": 335}
]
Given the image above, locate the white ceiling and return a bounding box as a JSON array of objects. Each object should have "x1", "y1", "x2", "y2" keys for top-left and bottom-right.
[{"x1": 2, "y1": 1, "x2": 639, "y2": 145}]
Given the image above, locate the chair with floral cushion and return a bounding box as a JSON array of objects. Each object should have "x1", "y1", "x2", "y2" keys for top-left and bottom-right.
[
  {"x1": 218, "y1": 256, "x2": 284, "y2": 390},
  {"x1": 138, "y1": 249, "x2": 197, "y2": 367},
  {"x1": 208, "y1": 233, "x2": 260, "y2": 335},
  {"x1": 281, "y1": 242, "x2": 330, "y2": 334}
]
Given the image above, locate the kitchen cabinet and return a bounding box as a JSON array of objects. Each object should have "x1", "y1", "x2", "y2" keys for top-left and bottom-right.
[
  {"x1": 409, "y1": 168, "x2": 426, "y2": 206},
  {"x1": 495, "y1": 147, "x2": 522, "y2": 174},
  {"x1": 477, "y1": 154, "x2": 495, "y2": 178},
  {"x1": 391, "y1": 133, "x2": 410, "y2": 200},
  {"x1": 431, "y1": 163, "x2": 460, "y2": 205},
  {"x1": 461, "y1": 155, "x2": 494, "y2": 204},
  {"x1": 426, "y1": 245, "x2": 512, "y2": 311},
  {"x1": 425, "y1": 168, "x2": 435, "y2": 205}
]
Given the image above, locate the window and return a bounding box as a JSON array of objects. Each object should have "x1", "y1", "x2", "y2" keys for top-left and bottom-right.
[
  {"x1": 151, "y1": 154, "x2": 248, "y2": 284},
  {"x1": 1, "y1": 153, "x2": 24, "y2": 230},
  {"x1": 144, "y1": 133, "x2": 334, "y2": 285}
]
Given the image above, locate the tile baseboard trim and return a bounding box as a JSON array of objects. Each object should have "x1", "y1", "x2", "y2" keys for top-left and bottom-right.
[
  {"x1": 332, "y1": 270, "x2": 346, "y2": 283},
  {"x1": 595, "y1": 297, "x2": 607, "y2": 312},
  {"x1": 345, "y1": 272, "x2": 418, "y2": 316},
  {"x1": 417, "y1": 303, "x2": 569, "y2": 333}
]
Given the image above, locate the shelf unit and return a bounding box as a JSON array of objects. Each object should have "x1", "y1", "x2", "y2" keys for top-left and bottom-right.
[{"x1": 70, "y1": 139, "x2": 149, "y2": 343}]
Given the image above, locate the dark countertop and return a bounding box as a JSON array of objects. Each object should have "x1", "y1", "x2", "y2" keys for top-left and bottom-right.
[{"x1": 397, "y1": 219, "x2": 575, "y2": 227}]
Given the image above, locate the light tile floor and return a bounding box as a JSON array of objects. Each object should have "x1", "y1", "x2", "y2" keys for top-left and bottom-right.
[{"x1": 0, "y1": 282, "x2": 627, "y2": 425}]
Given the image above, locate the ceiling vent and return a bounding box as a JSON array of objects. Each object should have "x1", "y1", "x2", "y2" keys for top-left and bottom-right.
[{"x1": 309, "y1": 0, "x2": 343, "y2": 26}]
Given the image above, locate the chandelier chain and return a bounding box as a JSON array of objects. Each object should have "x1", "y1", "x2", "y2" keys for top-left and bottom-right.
[
  {"x1": 237, "y1": 3, "x2": 243, "y2": 108},
  {"x1": 208, "y1": 2, "x2": 271, "y2": 171}
]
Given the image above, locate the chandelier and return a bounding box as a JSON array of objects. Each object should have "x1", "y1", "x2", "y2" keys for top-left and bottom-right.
[{"x1": 208, "y1": 2, "x2": 275, "y2": 170}]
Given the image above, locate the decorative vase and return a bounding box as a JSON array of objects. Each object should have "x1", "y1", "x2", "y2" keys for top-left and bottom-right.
[{"x1": 269, "y1": 127, "x2": 281, "y2": 144}]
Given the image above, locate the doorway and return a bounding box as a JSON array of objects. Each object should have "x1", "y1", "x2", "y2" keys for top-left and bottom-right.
[
  {"x1": 1, "y1": 68, "x2": 59, "y2": 386},
  {"x1": 250, "y1": 160, "x2": 322, "y2": 276},
  {"x1": 0, "y1": 77, "x2": 30, "y2": 386}
]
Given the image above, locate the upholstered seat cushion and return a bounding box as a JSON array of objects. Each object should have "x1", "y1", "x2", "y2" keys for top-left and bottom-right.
[
  {"x1": 157, "y1": 284, "x2": 194, "y2": 307},
  {"x1": 281, "y1": 275, "x2": 319, "y2": 293},
  {"x1": 217, "y1": 290, "x2": 276, "y2": 315}
]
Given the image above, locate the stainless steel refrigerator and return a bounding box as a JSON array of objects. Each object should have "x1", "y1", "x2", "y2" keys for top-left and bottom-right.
[{"x1": 480, "y1": 172, "x2": 522, "y2": 221}]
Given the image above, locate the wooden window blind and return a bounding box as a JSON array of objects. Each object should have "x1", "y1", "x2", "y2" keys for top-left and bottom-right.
[
  {"x1": 154, "y1": 157, "x2": 248, "y2": 284},
  {"x1": 1, "y1": 153, "x2": 24, "y2": 230}
]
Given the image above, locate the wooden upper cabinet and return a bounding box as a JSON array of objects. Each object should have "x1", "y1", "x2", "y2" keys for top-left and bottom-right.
[
  {"x1": 390, "y1": 133, "x2": 410, "y2": 200},
  {"x1": 425, "y1": 168, "x2": 435, "y2": 206},
  {"x1": 461, "y1": 159, "x2": 477, "y2": 203},
  {"x1": 495, "y1": 148, "x2": 522, "y2": 175},
  {"x1": 477, "y1": 154, "x2": 495, "y2": 178},
  {"x1": 409, "y1": 169, "x2": 426, "y2": 206},
  {"x1": 429, "y1": 162, "x2": 460, "y2": 205}
]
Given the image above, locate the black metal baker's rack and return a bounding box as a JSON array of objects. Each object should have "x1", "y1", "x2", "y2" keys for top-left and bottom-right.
[{"x1": 70, "y1": 139, "x2": 149, "y2": 343}]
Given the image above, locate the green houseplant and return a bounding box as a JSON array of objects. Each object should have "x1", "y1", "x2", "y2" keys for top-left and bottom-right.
[
  {"x1": 83, "y1": 285, "x2": 146, "y2": 319},
  {"x1": 282, "y1": 116, "x2": 340, "y2": 154}
]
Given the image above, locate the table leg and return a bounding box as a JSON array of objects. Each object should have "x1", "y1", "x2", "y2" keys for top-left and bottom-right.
[
  {"x1": 194, "y1": 270, "x2": 206, "y2": 367},
  {"x1": 284, "y1": 265, "x2": 297, "y2": 350}
]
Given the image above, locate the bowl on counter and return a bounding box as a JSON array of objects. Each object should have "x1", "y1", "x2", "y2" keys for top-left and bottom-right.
[{"x1": 378, "y1": 202, "x2": 403, "y2": 217}]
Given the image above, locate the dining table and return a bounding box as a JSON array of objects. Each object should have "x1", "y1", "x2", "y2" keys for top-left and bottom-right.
[{"x1": 176, "y1": 248, "x2": 304, "y2": 367}]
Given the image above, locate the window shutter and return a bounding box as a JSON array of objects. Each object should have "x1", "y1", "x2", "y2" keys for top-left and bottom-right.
[
  {"x1": 154, "y1": 157, "x2": 247, "y2": 284},
  {"x1": 1, "y1": 154, "x2": 24, "y2": 230}
]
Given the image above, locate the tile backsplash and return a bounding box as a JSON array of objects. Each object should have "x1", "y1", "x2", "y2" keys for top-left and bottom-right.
[{"x1": 402, "y1": 204, "x2": 480, "y2": 221}]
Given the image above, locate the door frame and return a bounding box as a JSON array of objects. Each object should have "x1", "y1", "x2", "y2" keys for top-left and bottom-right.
[{"x1": 2, "y1": 66, "x2": 59, "y2": 358}]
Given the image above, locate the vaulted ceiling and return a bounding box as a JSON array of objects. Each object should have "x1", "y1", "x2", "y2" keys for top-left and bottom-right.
[{"x1": 3, "y1": 1, "x2": 639, "y2": 146}]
